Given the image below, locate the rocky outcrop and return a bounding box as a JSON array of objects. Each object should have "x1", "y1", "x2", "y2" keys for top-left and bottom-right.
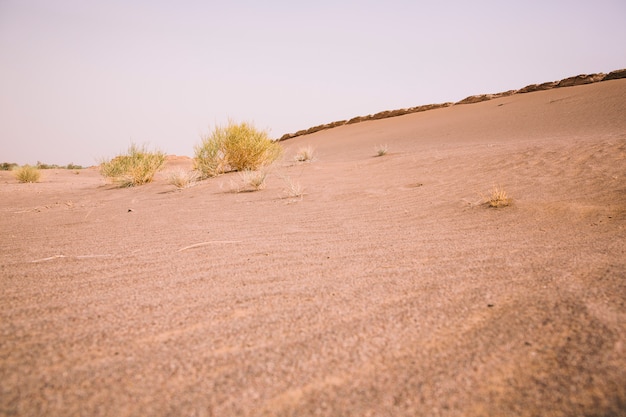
[
  {"x1": 278, "y1": 69, "x2": 626, "y2": 141},
  {"x1": 557, "y1": 73, "x2": 606, "y2": 87},
  {"x1": 516, "y1": 81, "x2": 559, "y2": 94},
  {"x1": 278, "y1": 103, "x2": 453, "y2": 141},
  {"x1": 456, "y1": 90, "x2": 516, "y2": 105},
  {"x1": 603, "y1": 68, "x2": 626, "y2": 81}
]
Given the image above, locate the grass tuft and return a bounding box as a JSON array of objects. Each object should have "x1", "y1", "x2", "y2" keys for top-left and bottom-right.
[
  {"x1": 281, "y1": 175, "x2": 305, "y2": 200},
  {"x1": 230, "y1": 169, "x2": 268, "y2": 192},
  {"x1": 100, "y1": 144, "x2": 166, "y2": 187},
  {"x1": 168, "y1": 169, "x2": 200, "y2": 189},
  {"x1": 241, "y1": 169, "x2": 267, "y2": 191},
  {"x1": 486, "y1": 185, "x2": 511, "y2": 208},
  {"x1": 14, "y1": 165, "x2": 41, "y2": 183},
  {"x1": 375, "y1": 144, "x2": 388, "y2": 157},
  {"x1": 194, "y1": 121, "x2": 282, "y2": 178},
  {"x1": 294, "y1": 145, "x2": 315, "y2": 162}
]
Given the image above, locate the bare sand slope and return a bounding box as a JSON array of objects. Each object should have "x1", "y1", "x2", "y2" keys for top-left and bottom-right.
[{"x1": 1, "y1": 79, "x2": 625, "y2": 417}]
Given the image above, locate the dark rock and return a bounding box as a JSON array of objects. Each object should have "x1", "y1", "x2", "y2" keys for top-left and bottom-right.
[{"x1": 603, "y1": 68, "x2": 626, "y2": 81}]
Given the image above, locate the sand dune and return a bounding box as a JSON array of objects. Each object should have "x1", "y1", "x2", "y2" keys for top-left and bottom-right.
[
  {"x1": 278, "y1": 68, "x2": 626, "y2": 140},
  {"x1": 1, "y1": 78, "x2": 625, "y2": 416}
]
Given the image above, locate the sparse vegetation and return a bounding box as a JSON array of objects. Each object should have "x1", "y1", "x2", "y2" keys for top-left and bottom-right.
[
  {"x1": 294, "y1": 145, "x2": 315, "y2": 162},
  {"x1": 486, "y1": 185, "x2": 511, "y2": 208},
  {"x1": 281, "y1": 175, "x2": 304, "y2": 199},
  {"x1": 230, "y1": 169, "x2": 268, "y2": 192},
  {"x1": 194, "y1": 121, "x2": 282, "y2": 178},
  {"x1": 194, "y1": 134, "x2": 228, "y2": 178},
  {"x1": 14, "y1": 165, "x2": 41, "y2": 183},
  {"x1": 1, "y1": 162, "x2": 83, "y2": 170},
  {"x1": 36, "y1": 161, "x2": 84, "y2": 170},
  {"x1": 375, "y1": 144, "x2": 388, "y2": 157},
  {"x1": 241, "y1": 169, "x2": 267, "y2": 191},
  {"x1": 99, "y1": 144, "x2": 166, "y2": 187},
  {"x1": 1, "y1": 162, "x2": 18, "y2": 171},
  {"x1": 168, "y1": 169, "x2": 200, "y2": 189}
]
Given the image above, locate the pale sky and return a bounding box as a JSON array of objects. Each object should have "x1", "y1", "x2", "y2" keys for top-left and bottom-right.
[{"x1": 1, "y1": 0, "x2": 625, "y2": 166}]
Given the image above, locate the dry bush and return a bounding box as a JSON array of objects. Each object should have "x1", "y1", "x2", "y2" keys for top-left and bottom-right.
[
  {"x1": 100, "y1": 144, "x2": 166, "y2": 187},
  {"x1": 168, "y1": 169, "x2": 200, "y2": 189},
  {"x1": 294, "y1": 145, "x2": 315, "y2": 162},
  {"x1": 375, "y1": 144, "x2": 388, "y2": 157},
  {"x1": 14, "y1": 165, "x2": 41, "y2": 183},
  {"x1": 194, "y1": 121, "x2": 282, "y2": 178},
  {"x1": 486, "y1": 185, "x2": 511, "y2": 208}
]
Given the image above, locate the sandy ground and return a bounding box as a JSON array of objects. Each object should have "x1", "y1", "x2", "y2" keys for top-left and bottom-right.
[{"x1": 1, "y1": 79, "x2": 625, "y2": 417}]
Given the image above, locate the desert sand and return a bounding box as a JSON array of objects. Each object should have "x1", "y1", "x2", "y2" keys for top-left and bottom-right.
[{"x1": 1, "y1": 78, "x2": 625, "y2": 416}]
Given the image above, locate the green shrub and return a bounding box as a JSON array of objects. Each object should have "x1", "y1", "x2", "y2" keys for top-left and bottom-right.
[
  {"x1": 194, "y1": 121, "x2": 282, "y2": 178},
  {"x1": 1, "y1": 162, "x2": 18, "y2": 171},
  {"x1": 100, "y1": 144, "x2": 166, "y2": 187},
  {"x1": 36, "y1": 161, "x2": 57, "y2": 169},
  {"x1": 34, "y1": 161, "x2": 84, "y2": 169},
  {"x1": 14, "y1": 165, "x2": 41, "y2": 183},
  {"x1": 194, "y1": 134, "x2": 228, "y2": 178}
]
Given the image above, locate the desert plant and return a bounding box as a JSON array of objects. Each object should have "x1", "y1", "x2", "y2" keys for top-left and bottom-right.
[
  {"x1": 14, "y1": 165, "x2": 41, "y2": 183},
  {"x1": 281, "y1": 175, "x2": 304, "y2": 199},
  {"x1": 375, "y1": 144, "x2": 388, "y2": 157},
  {"x1": 486, "y1": 185, "x2": 511, "y2": 208},
  {"x1": 168, "y1": 169, "x2": 200, "y2": 189},
  {"x1": 194, "y1": 121, "x2": 282, "y2": 178},
  {"x1": 100, "y1": 144, "x2": 166, "y2": 187},
  {"x1": 229, "y1": 169, "x2": 268, "y2": 192},
  {"x1": 1, "y1": 162, "x2": 18, "y2": 171},
  {"x1": 36, "y1": 161, "x2": 56, "y2": 169},
  {"x1": 294, "y1": 145, "x2": 315, "y2": 162},
  {"x1": 34, "y1": 162, "x2": 84, "y2": 170},
  {"x1": 241, "y1": 169, "x2": 267, "y2": 191},
  {"x1": 194, "y1": 134, "x2": 228, "y2": 178}
]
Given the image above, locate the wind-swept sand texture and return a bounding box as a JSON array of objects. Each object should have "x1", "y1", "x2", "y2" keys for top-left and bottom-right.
[{"x1": 1, "y1": 79, "x2": 626, "y2": 416}]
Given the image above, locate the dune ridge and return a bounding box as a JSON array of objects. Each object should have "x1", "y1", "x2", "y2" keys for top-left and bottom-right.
[{"x1": 279, "y1": 68, "x2": 626, "y2": 140}]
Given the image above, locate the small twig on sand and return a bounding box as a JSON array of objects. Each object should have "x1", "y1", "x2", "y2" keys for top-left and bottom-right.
[
  {"x1": 177, "y1": 241, "x2": 242, "y2": 252},
  {"x1": 31, "y1": 255, "x2": 66, "y2": 263},
  {"x1": 31, "y1": 254, "x2": 112, "y2": 263}
]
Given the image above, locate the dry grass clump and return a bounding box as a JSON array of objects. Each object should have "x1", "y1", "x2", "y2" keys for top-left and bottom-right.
[
  {"x1": 241, "y1": 169, "x2": 267, "y2": 191},
  {"x1": 194, "y1": 121, "x2": 282, "y2": 178},
  {"x1": 230, "y1": 169, "x2": 268, "y2": 192},
  {"x1": 14, "y1": 165, "x2": 41, "y2": 183},
  {"x1": 168, "y1": 169, "x2": 200, "y2": 189},
  {"x1": 375, "y1": 144, "x2": 388, "y2": 156},
  {"x1": 100, "y1": 144, "x2": 166, "y2": 187},
  {"x1": 486, "y1": 185, "x2": 511, "y2": 208},
  {"x1": 281, "y1": 175, "x2": 305, "y2": 200},
  {"x1": 294, "y1": 145, "x2": 315, "y2": 162}
]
